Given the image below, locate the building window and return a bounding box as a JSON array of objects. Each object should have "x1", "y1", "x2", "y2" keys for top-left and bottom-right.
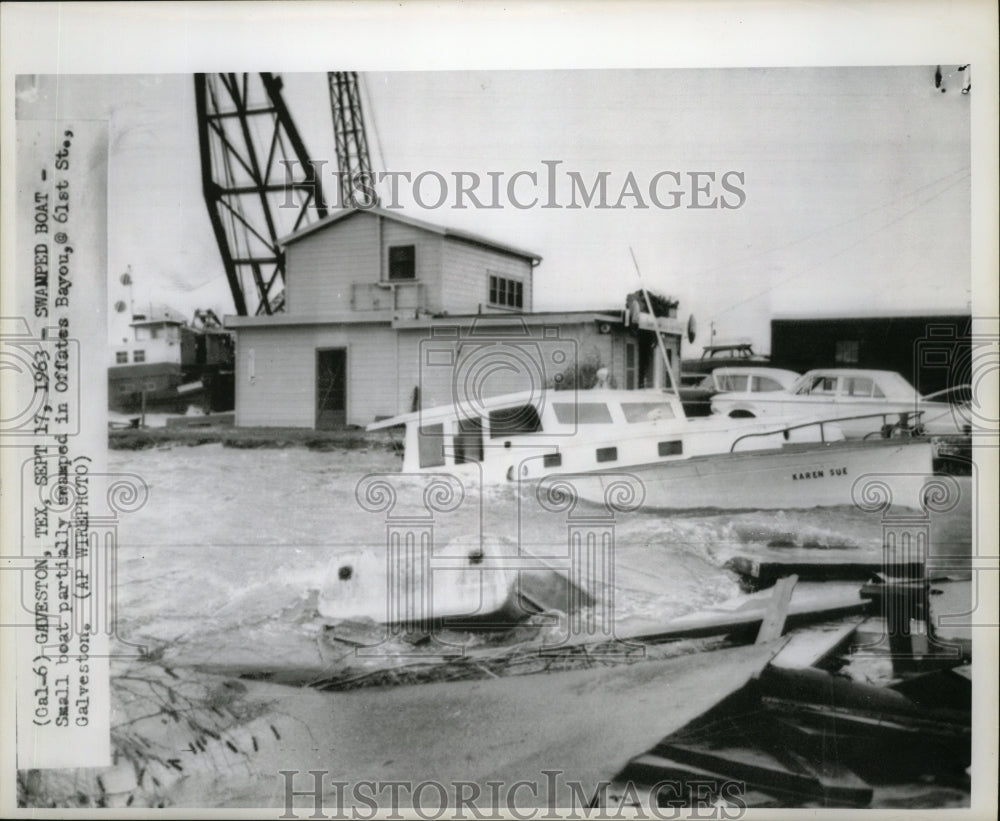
[
  {"x1": 835, "y1": 339, "x2": 860, "y2": 364},
  {"x1": 115, "y1": 351, "x2": 128, "y2": 364},
  {"x1": 388, "y1": 245, "x2": 415, "y2": 280},
  {"x1": 133, "y1": 350, "x2": 146, "y2": 363},
  {"x1": 488, "y1": 274, "x2": 523, "y2": 309}
]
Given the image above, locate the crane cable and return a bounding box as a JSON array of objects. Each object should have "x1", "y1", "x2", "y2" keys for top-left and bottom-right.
[{"x1": 360, "y1": 73, "x2": 388, "y2": 205}]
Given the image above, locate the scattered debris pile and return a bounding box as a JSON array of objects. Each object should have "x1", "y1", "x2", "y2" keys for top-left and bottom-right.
[{"x1": 601, "y1": 566, "x2": 972, "y2": 810}]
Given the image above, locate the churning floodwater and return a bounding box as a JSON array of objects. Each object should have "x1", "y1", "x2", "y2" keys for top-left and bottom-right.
[{"x1": 109, "y1": 443, "x2": 973, "y2": 664}]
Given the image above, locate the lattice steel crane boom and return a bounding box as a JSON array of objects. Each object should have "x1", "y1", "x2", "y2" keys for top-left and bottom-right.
[
  {"x1": 196, "y1": 72, "x2": 378, "y2": 315},
  {"x1": 194, "y1": 72, "x2": 329, "y2": 316},
  {"x1": 328, "y1": 72, "x2": 375, "y2": 207}
]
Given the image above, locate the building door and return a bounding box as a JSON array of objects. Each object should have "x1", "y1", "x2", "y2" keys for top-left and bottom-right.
[
  {"x1": 639, "y1": 335, "x2": 660, "y2": 388},
  {"x1": 316, "y1": 348, "x2": 347, "y2": 429},
  {"x1": 637, "y1": 332, "x2": 676, "y2": 389},
  {"x1": 625, "y1": 341, "x2": 638, "y2": 389}
]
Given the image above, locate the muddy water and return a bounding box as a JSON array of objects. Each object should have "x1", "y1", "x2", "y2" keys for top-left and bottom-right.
[{"x1": 109, "y1": 443, "x2": 972, "y2": 659}]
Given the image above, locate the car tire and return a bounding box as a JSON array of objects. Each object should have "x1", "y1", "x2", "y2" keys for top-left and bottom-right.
[{"x1": 729, "y1": 410, "x2": 756, "y2": 418}]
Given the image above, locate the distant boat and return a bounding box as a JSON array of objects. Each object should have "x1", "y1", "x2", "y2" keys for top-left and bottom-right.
[
  {"x1": 108, "y1": 303, "x2": 234, "y2": 414},
  {"x1": 368, "y1": 386, "x2": 933, "y2": 511}
]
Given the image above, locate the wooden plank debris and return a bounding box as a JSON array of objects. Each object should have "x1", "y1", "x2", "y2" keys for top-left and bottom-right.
[
  {"x1": 608, "y1": 582, "x2": 868, "y2": 646},
  {"x1": 756, "y1": 575, "x2": 797, "y2": 643},
  {"x1": 770, "y1": 618, "x2": 863, "y2": 669},
  {"x1": 652, "y1": 741, "x2": 873, "y2": 807},
  {"x1": 726, "y1": 555, "x2": 926, "y2": 588}
]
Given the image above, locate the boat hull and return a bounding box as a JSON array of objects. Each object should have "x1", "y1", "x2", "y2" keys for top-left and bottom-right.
[
  {"x1": 563, "y1": 438, "x2": 934, "y2": 512},
  {"x1": 316, "y1": 536, "x2": 523, "y2": 628}
]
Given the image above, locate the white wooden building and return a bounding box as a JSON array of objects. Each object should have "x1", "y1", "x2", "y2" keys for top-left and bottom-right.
[{"x1": 226, "y1": 208, "x2": 683, "y2": 428}]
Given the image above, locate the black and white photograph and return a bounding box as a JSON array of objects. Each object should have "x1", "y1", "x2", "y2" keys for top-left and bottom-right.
[{"x1": 2, "y1": 1, "x2": 997, "y2": 817}]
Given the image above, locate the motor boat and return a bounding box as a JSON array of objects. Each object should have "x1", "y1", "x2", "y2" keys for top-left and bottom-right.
[{"x1": 368, "y1": 385, "x2": 933, "y2": 511}]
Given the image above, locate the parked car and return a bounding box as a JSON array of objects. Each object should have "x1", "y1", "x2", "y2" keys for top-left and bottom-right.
[
  {"x1": 679, "y1": 366, "x2": 799, "y2": 416},
  {"x1": 709, "y1": 366, "x2": 800, "y2": 394},
  {"x1": 710, "y1": 368, "x2": 969, "y2": 438},
  {"x1": 681, "y1": 342, "x2": 769, "y2": 376}
]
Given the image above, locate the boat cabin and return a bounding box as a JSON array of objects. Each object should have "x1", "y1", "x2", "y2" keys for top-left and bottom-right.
[
  {"x1": 369, "y1": 388, "x2": 692, "y2": 483},
  {"x1": 367, "y1": 384, "x2": 839, "y2": 487}
]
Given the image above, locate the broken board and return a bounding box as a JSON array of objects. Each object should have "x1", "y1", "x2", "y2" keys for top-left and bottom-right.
[
  {"x1": 607, "y1": 582, "x2": 869, "y2": 646},
  {"x1": 770, "y1": 618, "x2": 864, "y2": 669},
  {"x1": 726, "y1": 555, "x2": 926, "y2": 588}
]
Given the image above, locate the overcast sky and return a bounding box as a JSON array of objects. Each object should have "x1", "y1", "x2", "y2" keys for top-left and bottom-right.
[{"x1": 17, "y1": 66, "x2": 971, "y2": 353}]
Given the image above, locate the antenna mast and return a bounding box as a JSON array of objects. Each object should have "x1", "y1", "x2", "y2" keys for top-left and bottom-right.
[{"x1": 629, "y1": 247, "x2": 678, "y2": 394}]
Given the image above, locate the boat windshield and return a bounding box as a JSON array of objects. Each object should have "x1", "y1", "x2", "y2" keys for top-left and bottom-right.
[
  {"x1": 622, "y1": 402, "x2": 675, "y2": 423},
  {"x1": 552, "y1": 402, "x2": 613, "y2": 424},
  {"x1": 488, "y1": 404, "x2": 542, "y2": 438}
]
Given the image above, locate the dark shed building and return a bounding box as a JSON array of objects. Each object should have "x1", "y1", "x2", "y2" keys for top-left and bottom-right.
[{"x1": 770, "y1": 314, "x2": 971, "y2": 397}]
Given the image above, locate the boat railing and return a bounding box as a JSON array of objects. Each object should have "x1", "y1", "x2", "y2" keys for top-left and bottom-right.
[{"x1": 728, "y1": 409, "x2": 925, "y2": 453}]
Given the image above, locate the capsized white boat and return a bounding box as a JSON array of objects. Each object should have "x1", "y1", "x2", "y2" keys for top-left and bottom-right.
[
  {"x1": 316, "y1": 532, "x2": 595, "y2": 631},
  {"x1": 317, "y1": 535, "x2": 522, "y2": 630},
  {"x1": 368, "y1": 387, "x2": 934, "y2": 511}
]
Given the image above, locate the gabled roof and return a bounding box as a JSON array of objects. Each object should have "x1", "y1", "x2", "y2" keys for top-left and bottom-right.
[{"x1": 280, "y1": 206, "x2": 542, "y2": 264}]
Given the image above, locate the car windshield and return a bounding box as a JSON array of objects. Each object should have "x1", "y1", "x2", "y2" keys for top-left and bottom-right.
[{"x1": 794, "y1": 375, "x2": 838, "y2": 395}]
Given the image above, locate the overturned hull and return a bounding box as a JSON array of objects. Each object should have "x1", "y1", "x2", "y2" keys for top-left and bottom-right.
[
  {"x1": 316, "y1": 536, "x2": 526, "y2": 629},
  {"x1": 565, "y1": 438, "x2": 934, "y2": 512}
]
